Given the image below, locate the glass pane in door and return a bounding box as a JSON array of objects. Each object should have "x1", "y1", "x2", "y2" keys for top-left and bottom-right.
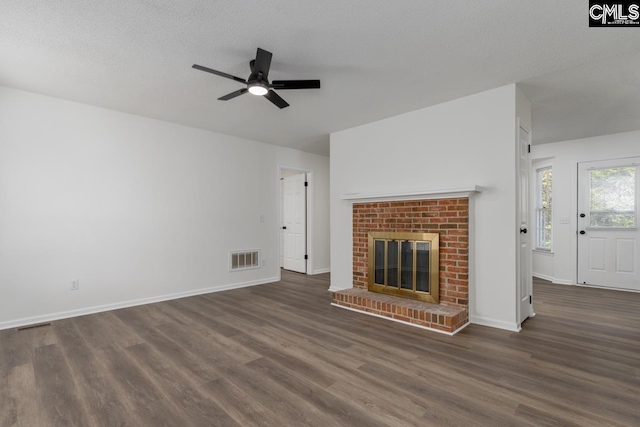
[{"x1": 589, "y1": 167, "x2": 636, "y2": 228}]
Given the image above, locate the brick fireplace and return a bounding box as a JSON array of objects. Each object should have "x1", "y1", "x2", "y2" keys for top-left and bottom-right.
[{"x1": 331, "y1": 197, "x2": 471, "y2": 334}]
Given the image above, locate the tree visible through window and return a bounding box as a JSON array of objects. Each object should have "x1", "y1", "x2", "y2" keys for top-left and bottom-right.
[
  {"x1": 536, "y1": 167, "x2": 552, "y2": 250},
  {"x1": 589, "y1": 167, "x2": 636, "y2": 228}
]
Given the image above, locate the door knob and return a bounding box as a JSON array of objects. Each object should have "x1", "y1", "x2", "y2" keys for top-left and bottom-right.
[
  {"x1": 579, "y1": 230, "x2": 586, "y2": 235},
  {"x1": 520, "y1": 228, "x2": 527, "y2": 234},
  {"x1": 580, "y1": 213, "x2": 586, "y2": 218}
]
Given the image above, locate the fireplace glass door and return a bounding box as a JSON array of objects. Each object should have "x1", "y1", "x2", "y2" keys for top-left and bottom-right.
[{"x1": 368, "y1": 232, "x2": 439, "y2": 303}]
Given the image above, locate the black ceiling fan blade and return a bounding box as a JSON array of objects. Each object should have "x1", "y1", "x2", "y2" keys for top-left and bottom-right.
[
  {"x1": 271, "y1": 80, "x2": 321, "y2": 90},
  {"x1": 253, "y1": 48, "x2": 273, "y2": 79},
  {"x1": 264, "y1": 90, "x2": 289, "y2": 109},
  {"x1": 218, "y1": 88, "x2": 248, "y2": 101},
  {"x1": 192, "y1": 64, "x2": 246, "y2": 84}
]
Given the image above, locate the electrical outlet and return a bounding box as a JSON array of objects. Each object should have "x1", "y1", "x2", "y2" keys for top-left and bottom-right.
[
  {"x1": 262, "y1": 258, "x2": 266, "y2": 266},
  {"x1": 259, "y1": 214, "x2": 265, "y2": 223},
  {"x1": 71, "y1": 280, "x2": 80, "y2": 291}
]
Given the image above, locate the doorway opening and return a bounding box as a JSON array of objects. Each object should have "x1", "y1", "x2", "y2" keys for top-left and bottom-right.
[{"x1": 279, "y1": 166, "x2": 313, "y2": 276}]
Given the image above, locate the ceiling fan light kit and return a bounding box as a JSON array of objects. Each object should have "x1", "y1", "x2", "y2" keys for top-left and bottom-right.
[
  {"x1": 192, "y1": 48, "x2": 321, "y2": 109},
  {"x1": 248, "y1": 82, "x2": 269, "y2": 96}
]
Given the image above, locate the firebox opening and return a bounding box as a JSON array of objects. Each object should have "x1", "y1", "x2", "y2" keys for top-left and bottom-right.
[{"x1": 368, "y1": 232, "x2": 439, "y2": 303}]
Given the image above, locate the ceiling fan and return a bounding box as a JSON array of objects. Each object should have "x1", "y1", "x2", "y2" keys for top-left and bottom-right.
[{"x1": 192, "y1": 48, "x2": 321, "y2": 109}]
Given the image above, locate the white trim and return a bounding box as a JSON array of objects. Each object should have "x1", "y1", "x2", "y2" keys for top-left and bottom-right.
[
  {"x1": 340, "y1": 186, "x2": 482, "y2": 202},
  {"x1": 532, "y1": 272, "x2": 555, "y2": 282},
  {"x1": 330, "y1": 303, "x2": 470, "y2": 336},
  {"x1": 328, "y1": 284, "x2": 352, "y2": 293},
  {"x1": 306, "y1": 171, "x2": 315, "y2": 275},
  {"x1": 577, "y1": 283, "x2": 640, "y2": 293},
  {"x1": 516, "y1": 117, "x2": 534, "y2": 327},
  {"x1": 532, "y1": 249, "x2": 554, "y2": 256},
  {"x1": 277, "y1": 164, "x2": 314, "y2": 277},
  {"x1": 311, "y1": 268, "x2": 331, "y2": 275},
  {"x1": 534, "y1": 164, "x2": 553, "y2": 251},
  {"x1": 533, "y1": 272, "x2": 574, "y2": 285},
  {"x1": 0, "y1": 276, "x2": 278, "y2": 331},
  {"x1": 470, "y1": 315, "x2": 521, "y2": 332}
]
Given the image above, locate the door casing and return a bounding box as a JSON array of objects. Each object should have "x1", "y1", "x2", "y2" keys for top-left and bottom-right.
[
  {"x1": 278, "y1": 165, "x2": 314, "y2": 278},
  {"x1": 517, "y1": 119, "x2": 534, "y2": 325}
]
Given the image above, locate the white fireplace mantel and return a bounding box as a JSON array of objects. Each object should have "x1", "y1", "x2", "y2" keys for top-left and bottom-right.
[{"x1": 340, "y1": 185, "x2": 482, "y2": 203}]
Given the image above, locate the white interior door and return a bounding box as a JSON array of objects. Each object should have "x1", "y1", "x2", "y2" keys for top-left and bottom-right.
[
  {"x1": 517, "y1": 121, "x2": 533, "y2": 323},
  {"x1": 578, "y1": 157, "x2": 639, "y2": 290},
  {"x1": 283, "y1": 173, "x2": 307, "y2": 273},
  {"x1": 280, "y1": 179, "x2": 284, "y2": 267}
]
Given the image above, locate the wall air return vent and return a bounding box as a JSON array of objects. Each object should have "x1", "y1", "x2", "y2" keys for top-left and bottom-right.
[{"x1": 229, "y1": 250, "x2": 260, "y2": 271}]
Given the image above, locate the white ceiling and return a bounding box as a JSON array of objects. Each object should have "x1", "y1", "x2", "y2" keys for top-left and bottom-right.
[
  {"x1": 520, "y1": 50, "x2": 640, "y2": 145},
  {"x1": 1, "y1": 1, "x2": 639, "y2": 156}
]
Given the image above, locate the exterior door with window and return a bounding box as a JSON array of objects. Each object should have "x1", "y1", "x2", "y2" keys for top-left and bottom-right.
[
  {"x1": 578, "y1": 157, "x2": 639, "y2": 290},
  {"x1": 282, "y1": 173, "x2": 307, "y2": 273}
]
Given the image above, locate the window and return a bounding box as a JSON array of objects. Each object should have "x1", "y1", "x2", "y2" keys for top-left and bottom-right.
[
  {"x1": 589, "y1": 166, "x2": 636, "y2": 228},
  {"x1": 535, "y1": 166, "x2": 552, "y2": 250}
]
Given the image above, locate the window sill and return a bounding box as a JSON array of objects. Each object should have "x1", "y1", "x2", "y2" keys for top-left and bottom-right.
[{"x1": 533, "y1": 249, "x2": 554, "y2": 256}]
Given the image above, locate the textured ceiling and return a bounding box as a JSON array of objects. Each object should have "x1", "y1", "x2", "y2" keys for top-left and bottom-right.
[
  {"x1": 1, "y1": 1, "x2": 639, "y2": 155},
  {"x1": 520, "y1": 49, "x2": 640, "y2": 145}
]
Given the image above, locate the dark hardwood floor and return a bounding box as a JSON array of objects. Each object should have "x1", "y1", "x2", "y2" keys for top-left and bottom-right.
[{"x1": 1, "y1": 272, "x2": 639, "y2": 426}]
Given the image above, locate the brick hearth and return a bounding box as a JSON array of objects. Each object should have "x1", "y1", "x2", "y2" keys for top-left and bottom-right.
[
  {"x1": 332, "y1": 198, "x2": 470, "y2": 334},
  {"x1": 333, "y1": 288, "x2": 467, "y2": 332}
]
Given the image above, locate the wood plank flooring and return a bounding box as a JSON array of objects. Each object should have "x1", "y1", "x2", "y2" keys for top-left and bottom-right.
[{"x1": 1, "y1": 273, "x2": 640, "y2": 426}]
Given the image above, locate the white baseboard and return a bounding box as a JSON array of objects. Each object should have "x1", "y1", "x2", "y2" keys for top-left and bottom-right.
[
  {"x1": 470, "y1": 315, "x2": 521, "y2": 332},
  {"x1": 330, "y1": 303, "x2": 469, "y2": 336},
  {"x1": 577, "y1": 283, "x2": 640, "y2": 293},
  {"x1": 552, "y1": 279, "x2": 574, "y2": 285},
  {"x1": 533, "y1": 273, "x2": 574, "y2": 286},
  {"x1": 0, "y1": 276, "x2": 279, "y2": 331},
  {"x1": 532, "y1": 272, "x2": 554, "y2": 282},
  {"x1": 311, "y1": 268, "x2": 331, "y2": 275}
]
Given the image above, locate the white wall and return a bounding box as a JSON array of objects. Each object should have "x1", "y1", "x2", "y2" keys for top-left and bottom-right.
[
  {"x1": 532, "y1": 249, "x2": 555, "y2": 282},
  {"x1": 330, "y1": 84, "x2": 522, "y2": 331},
  {"x1": 0, "y1": 86, "x2": 329, "y2": 328},
  {"x1": 516, "y1": 86, "x2": 532, "y2": 130},
  {"x1": 531, "y1": 129, "x2": 640, "y2": 285}
]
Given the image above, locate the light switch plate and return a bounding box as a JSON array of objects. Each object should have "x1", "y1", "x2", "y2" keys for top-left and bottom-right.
[{"x1": 560, "y1": 217, "x2": 570, "y2": 224}]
